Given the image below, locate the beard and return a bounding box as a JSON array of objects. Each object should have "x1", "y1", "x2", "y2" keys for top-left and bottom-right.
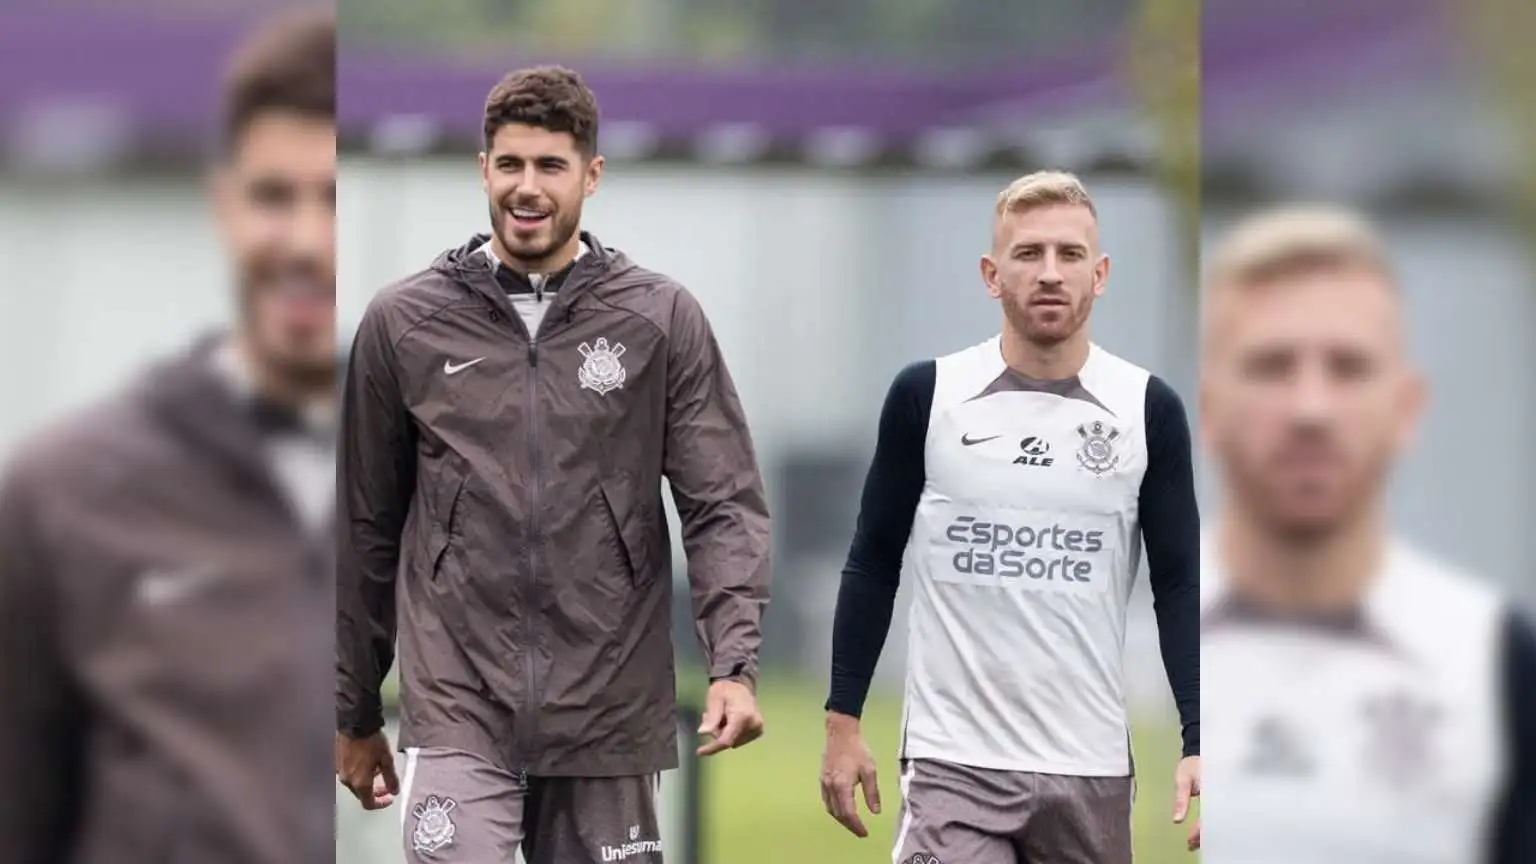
[
  {"x1": 239, "y1": 259, "x2": 337, "y2": 395},
  {"x1": 1219, "y1": 439, "x2": 1389, "y2": 546},
  {"x1": 1004, "y1": 290, "x2": 1093, "y2": 347},
  {"x1": 489, "y1": 197, "x2": 583, "y2": 269}
]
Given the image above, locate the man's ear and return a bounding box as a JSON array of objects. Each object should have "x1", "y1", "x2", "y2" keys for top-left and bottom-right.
[
  {"x1": 1392, "y1": 366, "x2": 1428, "y2": 457},
  {"x1": 584, "y1": 155, "x2": 604, "y2": 198},
  {"x1": 207, "y1": 161, "x2": 237, "y2": 251},
  {"x1": 1093, "y1": 253, "x2": 1110, "y2": 298},
  {"x1": 478, "y1": 151, "x2": 491, "y2": 195},
  {"x1": 980, "y1": 255, "x2": 1002, "y2": 299}
]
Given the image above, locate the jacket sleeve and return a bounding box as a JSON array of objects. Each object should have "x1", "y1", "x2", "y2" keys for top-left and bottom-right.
[
  {"x1": 0, "y1": 459, "x2": 85, "y2": 861},
  {"x1": 663, "y1": 287, "x2": 771, "y2": 689},
  {"x1": 336, "y1": 300, "x2": 416, "y2": 736}
]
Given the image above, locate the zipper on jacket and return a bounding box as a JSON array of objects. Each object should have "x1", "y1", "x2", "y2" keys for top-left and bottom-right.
[
  {"x1": 522, "y1": 333, "x2": 541, "y2": 775},
  {"x1": 483, "y1": 285, "x2": 541, "y2": 780}
]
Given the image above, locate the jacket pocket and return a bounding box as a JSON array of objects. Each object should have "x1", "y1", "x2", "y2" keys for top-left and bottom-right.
[
  {"x1": 430, "y1": 474, "x2": 469, "y2": 583},
  {"x1": 598, "y1": 480, "x2": 653, "y2": 588}
]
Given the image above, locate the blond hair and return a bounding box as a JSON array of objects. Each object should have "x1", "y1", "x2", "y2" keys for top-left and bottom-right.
[
  {"x1": 1204, "y1": 203, "x2": 1393, "y2": 296},
  {"x1": 995, "y1": 170, "x2": 1097, "y2": 219}
]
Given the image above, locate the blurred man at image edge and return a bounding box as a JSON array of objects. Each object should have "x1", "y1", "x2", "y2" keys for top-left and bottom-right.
[
  {"x1": 0, "y1": 9, "x2": 338, "y2": 864},
  {"x1": 1199, "y1": 204, "x2": 1536, "y2": 864}
]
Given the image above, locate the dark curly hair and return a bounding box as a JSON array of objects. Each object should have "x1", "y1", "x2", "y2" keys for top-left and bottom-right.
[
  {"x1": 220, "y1": 8, "x2": 335, "y2": 153},
  {"x1": 482, "y1": 66, "x2": 600, "y2": 157}
]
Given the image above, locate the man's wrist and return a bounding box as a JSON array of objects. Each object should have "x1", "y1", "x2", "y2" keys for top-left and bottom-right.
[
  {"x1": 826, "y1": 710, "x2": 862, "y2": 734},
  {"x1": 1181, "y1": 720, "x2": 1200, "y2": 758},
  {"x1": 708, "y1": 660, "x2": 756, "y2": 693},
  {"x1": 337, "y1": 709, "x2": 385, "y2": 739}
]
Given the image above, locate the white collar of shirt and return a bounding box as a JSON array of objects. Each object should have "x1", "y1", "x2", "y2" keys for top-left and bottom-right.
[
  {"x1": 479, "y1": 237, "x2": 589, "y2": 286},
  {"x1": 212, "y1": 338, "x2": 336, "y2": 439},
  {"x1": 1201, "y1": 530, "x2": 1468, "y2": 658}
]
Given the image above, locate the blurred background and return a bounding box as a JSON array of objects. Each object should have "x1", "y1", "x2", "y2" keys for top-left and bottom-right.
[
  {"x1": 0, "y1": 0, "x2": 1202, "y2": 861},
  {"x1": 336, "y1": 0, "x2": 1197, "y2": 862},
  {"x1": 18, "y1": 0, "x2": 1529, "y2": 862},
  {"x1": 0, "y1": 0, "x2": 301, "y2": 453},
  {"x1": 1200, "y1": 0, "x2": 1535, "y2": 601},
  {"x1": 1198, "y1": 1, "x2": 1536, "y2": 860}
]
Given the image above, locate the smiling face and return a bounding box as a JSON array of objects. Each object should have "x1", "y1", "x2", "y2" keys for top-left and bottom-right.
[
  {"x1": 217, "y1": 111, "x2": 336, "y2": 386},
  {"x1": 479, "y1": 123, "x2": 601, "y2": 271},
  {"x1": 212, "y1": 9, "x2": 336, "y2": 393},
  {"x1": 477, "y1": 66, "x2": 603, "y2": 272}
]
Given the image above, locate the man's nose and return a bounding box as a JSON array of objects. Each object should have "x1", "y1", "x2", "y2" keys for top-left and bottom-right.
[
  {"x1": 1038, "y1": 252, "x2": 1065, "y2": 286},
  {"x1": 1288, "y1": 362, "x2": 1341, "y2": 424},
  {"x1": 288, "y1": 194, "x2": 333, "y2": 261},
  {"x1": 514, "y1": 163, "x2": 541, "y2": 192}
]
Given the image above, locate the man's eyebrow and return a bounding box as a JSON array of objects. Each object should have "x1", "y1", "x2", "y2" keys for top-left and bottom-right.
[
  {"x1": 1009, "y1": 239, "x2": 1088, "y2": 250},
  {"x1": 494, "y1": 153, "x2": 570, "y2": 163}
]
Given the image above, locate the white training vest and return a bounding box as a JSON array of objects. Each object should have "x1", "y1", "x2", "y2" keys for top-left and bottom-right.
[
  {"x1": 899, "y1": 336, "x2": 1151, "y2": 776},
  {"x1": 1201, "y1": 536, "x2": 1509, "y2": 863}
]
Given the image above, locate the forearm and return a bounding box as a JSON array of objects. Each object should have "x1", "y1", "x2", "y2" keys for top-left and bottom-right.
[
  {"x1": 825, "y1": 564, "x2": 900, "y2": 718},
  {"x1": 335, "y1": 305, "x2": 412, "y2": 734},
  {"x1": 335, "y1": 551, "x2": 398, "y2": 734},
  {"x1": 0, "y1": 471, "x2": 84, "y2": 858},
  {"x1": 684, "y1": 493, "x2": 772, "y2": 686},
  {"x1": 1491, "y1": 608, "x2": 1536, "y2": 864},
  {"x1": 1154, "y1": 580, "x2": 1200, "y2": 755}
]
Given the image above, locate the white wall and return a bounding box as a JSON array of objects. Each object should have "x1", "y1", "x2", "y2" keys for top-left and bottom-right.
[{"x1": 0, "y1": 176, "x2": 233, "y2": 452}]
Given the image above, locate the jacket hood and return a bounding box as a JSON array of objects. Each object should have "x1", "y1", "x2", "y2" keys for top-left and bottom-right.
[{"x1": 430, "y1": 230, "x2": 635, "y2": 284}]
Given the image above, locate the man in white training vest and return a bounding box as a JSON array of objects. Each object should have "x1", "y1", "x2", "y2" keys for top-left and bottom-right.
[
  {"x1": 1199, "y1": 204, "x2": 1536, "y2": 864},
  {"x1": 820, "y1": 171, "x2": 1202, "y2": 863}
]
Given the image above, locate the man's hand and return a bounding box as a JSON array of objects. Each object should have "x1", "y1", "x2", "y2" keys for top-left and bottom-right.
[
  {"x1": 697, "y1": 679, "x2": 764, "y2": 756},
  {"x1": 1173, "y1": 755, "x2": 1201, "y2": 851},
  {"x1": 820, "y1": 712, "x2": 882, "y2": 838},
  {"x1": 335, "y1": 730, "x2": 399, "y2": 811}
]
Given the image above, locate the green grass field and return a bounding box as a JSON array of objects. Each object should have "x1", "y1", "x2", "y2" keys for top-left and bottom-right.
[{"x1": 682, "y1": 672, "x2": 1197, "y2": 864}]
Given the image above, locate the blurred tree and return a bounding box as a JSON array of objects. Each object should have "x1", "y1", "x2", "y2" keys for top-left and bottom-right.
[
  {"x1": 1125, "y1": 0, "x2": 1199, "y2": 281},
  {"x1": 338, "y1": 0, "x2": 1135, "y2": 66},
  {"x1": 1124, "y1": 0, "x2": 1200, "y2": 394},
  {"x1": 1461, "y1": 0, "x2": 1536, "y2": 236}
]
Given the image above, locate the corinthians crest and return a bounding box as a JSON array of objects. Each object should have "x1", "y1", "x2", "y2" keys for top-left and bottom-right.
[
  {"x1": 578, "y1": 337, "x2": 627, "y2": 395},
  {"x1": 1075, "y1": 420, "x2": 1122, "y2": 475},
  {"x1": 411, "y1": 794, "x2": 458, "y2": 854}
]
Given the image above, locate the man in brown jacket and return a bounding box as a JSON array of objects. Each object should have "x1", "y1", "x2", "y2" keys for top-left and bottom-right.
[
  {"x1": 335, "y1": 67, "x2": 772, "y2": 862},
  {"x1": 0, "y1": 11, "x2": 337, "y2": 864}
]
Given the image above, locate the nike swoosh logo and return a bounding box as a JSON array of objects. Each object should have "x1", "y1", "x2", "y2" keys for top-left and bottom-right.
[
  {"x1": 961, "y1": 433, "x2": 1000, "y2": 446},
  {"x1": 138, "y1": 569, "x2": 220, "y2": 606},
  {"x1": 444, "y1": 357, "x2": 487, "y2": 375}
]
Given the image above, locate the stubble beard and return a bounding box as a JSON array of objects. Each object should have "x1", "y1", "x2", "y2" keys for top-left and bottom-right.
[
  {"x1": 490, "y1": 199, "x2": 583, "y2": 270},
  {"x1": 1006, "y1": 293, "x2": 1090, "y2": 349}
]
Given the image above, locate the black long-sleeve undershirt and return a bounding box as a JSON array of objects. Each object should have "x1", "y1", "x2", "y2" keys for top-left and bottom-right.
[
  {"x1": 1141, "y1": 375, "x2": 1202, "y2": 757},
  {"x1": 825, "y1": 360, "x2": 934, "y2": 719},
  {"x1": 1492, "y1": 606, "x2": 1536, "y2": 864}
]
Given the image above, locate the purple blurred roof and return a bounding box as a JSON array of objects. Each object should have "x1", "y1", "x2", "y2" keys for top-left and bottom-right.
[{"x1": 0, "y1": 0, "x2": 1466, "y2": 162}]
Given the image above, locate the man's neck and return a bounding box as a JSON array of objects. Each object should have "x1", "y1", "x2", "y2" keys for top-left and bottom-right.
[
  {"x1": 232, "y1": 334, "x2": 334, "y2": 415},
  {"x1": 1218, "y1": 504, "x2": 1387, "y2": 615},
  {"x1": 489, "y1": 232, "x2": 583, "y2": 275},
  {"x1": 1000, "y1": 324, "x2": 1090, "y2": 380}
]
